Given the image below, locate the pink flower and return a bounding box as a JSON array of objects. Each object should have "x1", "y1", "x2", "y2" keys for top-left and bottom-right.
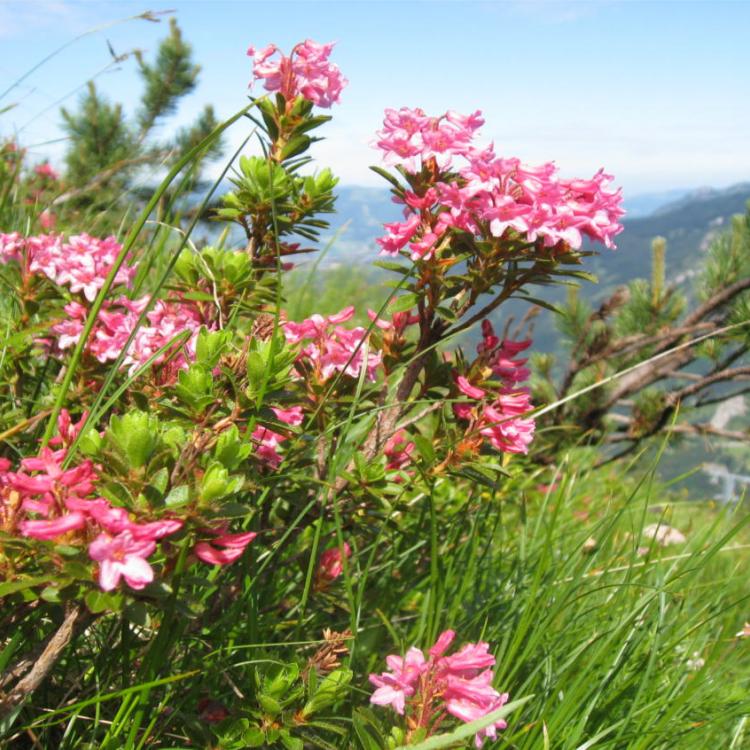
[
  {"x1": 401, "y1": 188, "x2": 437, "y2": 211},
  {"x1": 372, "y1": 109, "x2": 624, "y2": 252},
  {"x1": 39, "y1": 210, "x2": 57, "y2": 230},
  {"x1": 88, "y1": 531, "x2": 156, "y2": 591},
  {"x1": 456, "y1": 375, "x2": 486, "y2": 400},
  {"x1": 19, "y1": 512, "x2": 86, "y2": 540},
  {"x1": 383, "y1": 429, "x2": 415, "y2": 472},
  {"x1": 376, "y1": 215, "x2": 421, "y2": 256},
  {"x1": 9, "y1": 448, "x2": 98, "y2": 509},
  {"x1": 129, "y1": 518, "x2": 183, "y2": 541},
  {"x1": 429, "y1": 629, "x2": 456, "y2": 658},
  {"x1": 0, "y1": 232, "x2": 25, "y2": 263},
  {"x1": 195, "y1": 530, "x2": 257, "y2": 566},
  {"x1": 408, "y1": 230, "x2": 441, "y2": 261},
  {"x1": 271, "y1": 405, "x2": 304, "y2": 426},
  {"x1": 34, "y1": 162, "x2": 59, "y2": 180},
  {"x1": 283, "y1": 308, "x2": 382, "y2": 384},
  {"x1": 248, "y1": 39, "x2": 347, "y2": 108},
  {"x1": 49, "y1": 409, "x2": 88, "y2": 448},
  {"x1": 317, "y1": 542, "x2": 351, "y2": 582},
  {"x1": 479, "y1": 396, "x2": 536, "y2": 455},
  {"x1": 50, "y1": 294, "x2": 205, "y2": 380},
  {"x1": 28, "y1": 233, "x2": 134, "y2": 302},
  {"x1": 441, "y1": 641, "x2": 496, "y2": 675},
  {"x1": 375, "y1": 107, "x2": 482, "y2": 172},
  {"x1": 367, "y1": 309, "x2": 419, "y2": 334},
  {"x1": 369, "y1": 647, "x2": 427, "y2": 714},
  {"x1": 369, "y1": 631, "x2": 509, "y2": 746},
  {"x1": 441, "y1": 666, "x2": 509, "y2": 748},
  {"x1": 451, "y1": 324, "x2": 537, "y2": 455},
  {"x1": 252, "y1": 425, "x2": 287, "y2": 469}
]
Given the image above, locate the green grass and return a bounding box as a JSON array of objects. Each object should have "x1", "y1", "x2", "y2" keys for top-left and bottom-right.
[{"x1": 3, "y1": 445, "x2": 750, "y2": 749}]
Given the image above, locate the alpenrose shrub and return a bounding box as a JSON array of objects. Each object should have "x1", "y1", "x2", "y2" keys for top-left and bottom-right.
[{"x1": 0, "y1": 38, "x2": 622, "y2": 743}]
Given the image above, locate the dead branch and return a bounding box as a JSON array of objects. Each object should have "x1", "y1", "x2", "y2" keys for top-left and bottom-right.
[{"x1": 0, "y1": 604, "x2": 84, "y2": 718}]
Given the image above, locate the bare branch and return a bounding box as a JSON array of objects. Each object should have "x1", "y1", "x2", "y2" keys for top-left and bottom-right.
[{"x1": 0, "y1": 605, "x2": 85, "y2": 718}]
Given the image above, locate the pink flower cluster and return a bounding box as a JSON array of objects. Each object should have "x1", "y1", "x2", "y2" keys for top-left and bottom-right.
[
  {"x1": 52, "y1": 295, "x2": 205, "y2": 376},
  {"x1": 0, "y1": 411, "x2": 182, "y2": 591},
  {"x1": 375, "y1": 107, "x2": 624, "y2": 258},
  {"x1": 34, "y1": 162, "x2": 60, "y2": 181},
  {"x1": 317, "y1": 541, "x2": 352, "y2": 585},
  {"x1": 195, "y1": 529, "x2": 257, "y2": 566},
  {"x1": 369, "y1": 630, "x2": 509, "y2": 747},
  {"x1": 454, "y1": 321, "x2": 535, "y2": 455},
  {"x1": 384, "y1": 429, "x2": 416, "y2": 472},
  {"x1": 283, "y1": 306, "x2": 382, "y2": 383},
  {"x1": 0, "y1": 231, "x2": 205, "y2": 378},
  {"x1": 251, "y1": 405, "x2": 304, "y2": 469},
  {"x1": 247, "y1": 39, "x2": 347, "y2": 108},
  {"x1": 367, "y1": 309, "x2": 420, "y2": 336},
  {"x1": 0, "y1": 232, "x2": 25, "y2": 263},
  {"x1": 376, "y1": 108, "x2": 485, "y2": 172},
  {"x1": 0, "y1": 232, "x2": 134, "y2": 301}
]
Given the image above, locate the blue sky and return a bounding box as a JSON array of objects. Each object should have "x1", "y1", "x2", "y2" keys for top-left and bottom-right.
[{"x1": 1, "y1": 0, "x2": 749, "y2": 197}]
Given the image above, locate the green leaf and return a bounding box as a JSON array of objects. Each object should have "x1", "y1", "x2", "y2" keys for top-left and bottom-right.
[
  {"x1": 435, "y1": 305, "x2": 458, "y2": 322},
  {"x1": 149, "y1": 467, "x2": 169, "y2": 495},
  {"x1": 389, "y1": 293, "x2": 420, "y2": 314},
  {"x1": 175, "y1": 364, "x2": 215, "y2": 411},
  {"x1": 413, "y1": 435, "x2": 435, "y2": 464},
  {"x1": 180, "y1": 291, "x2": 216, "y2": 302},
  {"x1": 374, "y1": 260, "x2": 411, "y2": 275},
  {"x1": 85, "y1": 589, "x2": 123, "y2": 614},
  {"x1": 257, "y1": 693, "x2": 282, "y2": 716},
  {"x1": 292, "y1": 114, "x2": 332, "y2": 135},
  {"x1": 164, "y1": 484, "x2": 190, "y2": 508},
  {"x1": 352, "y1": 707, "x2": 389, "y2": 750},
  {"x1": 124, "y1": 601, "x2": 149, "y2": 627},
  {"x1": 513, "y1": 295, "x2": 563, "y2": 315},
  {"x1": 78, "y1": 429, "x2": 102, "y2": 456},
  {"x1": 242, "y1": 726, "x2": 266, "y2": 747},
  {"x1": 280, "y1": 731, "x2": 304, "y2": 750},
  {"x1": 108, "y1": 410, "x2": 159, "y2": 469},
  {"x1": 369, "y1": 165, "x2": 403, "y2": 190},
  {"x1": 195, "y1": 327, "x2": 230, "y2": 368},
  {"x1": 200, "y1": 463, "x2": 232, "y2": 503},
  {"x1": 280, "y1": 134, "x2": 312, "y2": 161},
  {"x1": 303, "y1": 669, "x2": 352, "y2": 716},
  {"x1": 40, "y1": 586, "x2": 62, "y2": 603},
  {"x1": 449, "y1": 466, "x2": 498, "y2": 490},
  {"x1": 246, "y1": 351, "x2": 267, "y2": 391},
  {"x1": 214, "y1": 424, "x2": 252, "y2": 470},
  {"x1": 0, "y1": 577, "x2": 55, "y2": 598}
]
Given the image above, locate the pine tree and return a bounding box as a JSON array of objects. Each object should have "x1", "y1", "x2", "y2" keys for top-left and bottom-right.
[
  {"x1": 60, "y1": 82, "x2": 135, "y2": 188},
  {"x1": 534, "y1": 203, "x2": 750, "y2": 461},
  {"x1": 56, "y1": 18, "x2": 222, "y2": 215}
]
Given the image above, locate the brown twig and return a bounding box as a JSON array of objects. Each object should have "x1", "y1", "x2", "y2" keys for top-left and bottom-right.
[
  {"x1": 0, "y1": 604, "x2": 84, "y2": 718},
  {"x1": 665, "y1": 365, "x2": 750, "y2": 405}
]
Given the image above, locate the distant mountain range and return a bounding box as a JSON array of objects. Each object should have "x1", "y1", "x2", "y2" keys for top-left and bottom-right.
[
  {"x1": 317, "y1": 182, "x2": 750, "y2": 351},
  {"x1": 321, "y1": 182, "x2": 750, "y2": 267},
  {"x1": 587, "y1": 182, "x2": 750, "y2": 299}
]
